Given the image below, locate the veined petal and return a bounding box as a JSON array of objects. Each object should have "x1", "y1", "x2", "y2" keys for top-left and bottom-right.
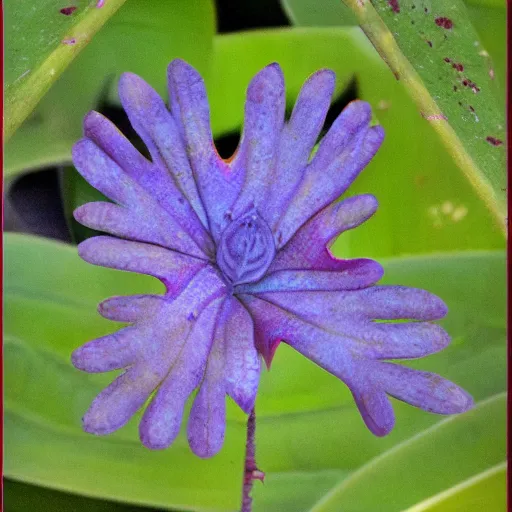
[
  {"x1": 375, "y1": 362, "x2": 474, "y2": 414},
  {"x1": 224, "y1": 297, "x2": 260, "y2": 413},
  {"x1": 276, "y1": 114, "x2": 384, "y2": 247},
  {"x1": 116, "y1": 75, "x2": 209, "y2": 228},
  {"x1": 82, "y1": 364, "x2": 163, "y2": 435},
  {"x1": 252, "y1": 286, "x2": 448, "y2": 334},
  {"x1": 167, "y1": 60, "x2": 231, "y2": 241},
  {"x1": 77, "y1": 236, "x2": 207, "y2": 297},
  {"x1": 238, "y1": 261, "x2": 383, "y2": 294},
  {"x1": 139, "y1": 298, "x2": 224, "y2": 450},
  {"x1": 271, "y1": 194, "x2": 378, "y2": 270},
  {"x1": 98, "y1": 295, "x2": 164, "y2": 323},
  {"x1": 74, "y1": 202, "x2": 206, "y2": 259},
  {"x1": 72, "y1": 326, "x2": 142, "y2": 373},
  {"x1": 267, "y1": 69, "x2": 335, "y2": 228},
  {"x1": 187, "y1": 309, "x2": 227, "y2": 458},
  {"x1": 72, "y1": 139, "x2": 209, "y2": 258},
  {"x1": 230, "y1": 63, "x2": 286, "y2": 225}
]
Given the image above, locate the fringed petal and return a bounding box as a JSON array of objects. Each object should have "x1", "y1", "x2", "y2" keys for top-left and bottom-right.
[
  {"x1": 230, "y1": 63, "x2": 285, "y2": 225},
  {"x1": 224, "y1": 297, "x2": 260, "y2": 413},
  {"x1": 271, "y1": 194, "x2": 378, "y2": 270},
  {"x1": 266, "y1": 69, "x2": 335, "y2": 229},
  {"x1": 238, "y1": 261, "x2": 383, "y2": 294},
  {"x1": 77, "y1": 236, "x2": 207, "y2": 297},
  {"x1": 116, "y1": 75, "x2": 209, "y2": 228},
  {"x1": 139, "y1": 298, "x2": 224, "y2": 449},
  {"x1": 72, "y1": 139, "x2": 210, "y2": 258}
]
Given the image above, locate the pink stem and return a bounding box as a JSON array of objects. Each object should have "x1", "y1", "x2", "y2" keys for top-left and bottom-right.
[{"x1": 241, "y1": 408, "x2": 264, "y2": 512}]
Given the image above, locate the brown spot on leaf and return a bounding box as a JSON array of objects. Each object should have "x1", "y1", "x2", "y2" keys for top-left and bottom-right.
[
  {"x1": 59, "y1": 6, "x2": 77, "y2": 15},
  {"x1": 388, "y1": 0, "x2": 400, "y2": 13},
  {"x1": 486, "y1": 136, "x2": 503, "y2": 146},
  {"x1": 453, "y1": 85, "x2": 458, "y2": 91},
  {"x1": 453, "y1": 63, "x2": 463, "y2": 72},
  {"x1": 426, "y1": 40, "x2": 433, "y2": 47},
  {"x1": 435, "y1": 17, "x2": 453, "y2": 29}
]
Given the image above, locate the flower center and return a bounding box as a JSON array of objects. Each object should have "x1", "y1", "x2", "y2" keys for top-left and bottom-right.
[{"x1": 216, "y1": 210, "x2": 276, "y2": 285}]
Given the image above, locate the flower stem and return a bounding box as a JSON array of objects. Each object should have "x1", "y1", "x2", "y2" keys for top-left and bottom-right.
[{"x1": 241, "y1": 408, "x2": 264, "y2": 512}]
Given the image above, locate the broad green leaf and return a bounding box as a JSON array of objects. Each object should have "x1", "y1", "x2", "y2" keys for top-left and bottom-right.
[
  {"x1": 4, "y1": 233, "x2": 505, "y2": 510},
  {"x1": 211, "y1": 29, "x2": 504, "y2": 257},
  {"x1": 403, "y1": 462, "x2": 507, "y2": 512},
  {"x1": 281, "y1": 0, "x2": 357, "y2": 26},
  {"x1": 341, "y1": 0, "x2": 506, "y2": 232},
  {"x1": 3, "y1": 478, "x2": 165, "y2": 512},
  {"x1": 4, "y1": 0, "x2": 214, "y2": 179},
  {"x1": 4, "y1": 0, "x2": 127, "y2": 141},
  {"x1": 253, "y1": 470, "x2": 348, "y2": 512},
  {"x1": 308, "y1": 393, "x2": 506, "y2": 511}
]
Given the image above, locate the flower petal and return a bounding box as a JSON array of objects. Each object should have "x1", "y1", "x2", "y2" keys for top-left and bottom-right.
[
  {"x1": 187, "y1": 314, "x2": 227, "y2": 458},
  {"x1": 277, "y1": 105, "x2": 384, "y2": 246},
  {"x1": 116, "y1": 75, "x2": 209, "y2": 228},
  {"x1": 230, "y1": 63, "x2": 286, "y2": 224},
  {"x1": 83, "y1": 364, "x2": 163, "y2": 435},
  {"x1": 72, "y1": 139, "x2": 209, "y2": 258},
  {"x1": 98, "y1": 295, "x2": 164, "y2": 323},
  {"x1": 352, "y1": 387, "x2": 395, "y2": 436},
  {"x1": 72, "y1": 326, "x2": 141, "y2": 373},
  {"x1": 77, "y1": 236, "x2": 207, "y2": 297},
  {"x1": 237, "y1": 261, "x2": 383, "y2": 294},
  {"x1": 139, "y1": 298, "x2": 224, "y2": 450},
  {"x1": 167, "y1": 59, "x2": 231, "y2": 241},
  {"x1": 271, "y1": 194, "x2": 378, "y2": 270},
  {"x1": 375, "y1": 362, "x2": 474, "y2": 414},
  {"x1": 252, "y1": 286, "x2": 448, "y2": 333},
  {"x1": 267, "y1": 69, "x2": 335, "y2": 227},
  {"x1": 224, "y1": 297, "x2": 260, "y2": 413}
]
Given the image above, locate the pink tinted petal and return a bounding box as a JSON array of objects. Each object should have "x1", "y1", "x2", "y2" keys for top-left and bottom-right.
[
  {"x1": 240, "y1": 294, "x2": 359, "y2": 372},
  {"x1": 352, "y1": 387, "x2": 395, "y2": 436},
  {"x1": 98, "y1": 295, "x2": 164, "y2": 322},
  {"x1": 167, "y1": 60, "x2": 231, "y2": 240},
  {"x1": 271, "y1": 194, "x2": 378, "y2": 269},
  {"x1": 72, "y1": 140, "x2": 206, "y2": 258},
  {"x1": 116, "y1": 76, "x2": 209, "y2": 229},
  {"x1": 230, "y1": 63, "x2": 285, "y2": 224},
  {"x1": 238, "y1": 261, "x2": 383, "y2": 294},
  {"x1": 266, "y1": 70, "x2": 335, "y2": 228},
  {"x1": 72, "y1": 326, "x2": 141, "y2": 373},
  {"x1": 187, "y1": 320, "x2": 226, "y2": 458},
  {"x1": 139, "y1": 298, "x2": 224, "y2": 450},
  {"x1": 77, "y1": 236, "x2": 207, "y2": 297},
  {"x1": 375, "y1": 362, "x2": 474, "y2": 414},
  {"x1": 224, "y1": 297, "x2": 260, "y2": 413},
  {"x1": 83, "y1": 364, "x2": 162, "y2": 435}
]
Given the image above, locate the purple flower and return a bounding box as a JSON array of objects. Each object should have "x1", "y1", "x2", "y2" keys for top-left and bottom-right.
[{"x1": 71, "y1": 59, "x2": 473, "y2": 458}]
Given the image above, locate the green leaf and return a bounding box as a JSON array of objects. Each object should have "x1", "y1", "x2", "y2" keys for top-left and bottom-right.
[
  {"x1": 280, "y1": 0, "x2": 357, "y2": 26},
  {"x1": 3, "y1": 478, "x2": 165, "y2": 512},
  {"x1": 308, "y1": 394, "x2": 506, "y2": 511},
  {"x1": 4, "y1": 0, "x2": 127, "y2": 141},
  {"x1": 211, "y1": 29, "x2": 505, "y2": 257},
  {"x1": 403, "y1": 462, "x2": 507, "y2": 512},
  {"x1": 341, "y1": 0, "x2": 506, "y2": 232},
  {"x1": 4, "y1": 0, "x2": 215, "y2": 180},
  {"x1": 5, "y1": 234, "x2": 504, "y2": 510}
]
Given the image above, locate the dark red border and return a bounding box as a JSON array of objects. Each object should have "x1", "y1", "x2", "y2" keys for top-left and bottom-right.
[{"x1": 1, "y1": 0, "x2": 5, "y2": 508}]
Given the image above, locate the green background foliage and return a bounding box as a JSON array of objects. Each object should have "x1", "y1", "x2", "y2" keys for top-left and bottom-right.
[{"x1": 3, "y1": 0, "x2": 506, "y2": 510}]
